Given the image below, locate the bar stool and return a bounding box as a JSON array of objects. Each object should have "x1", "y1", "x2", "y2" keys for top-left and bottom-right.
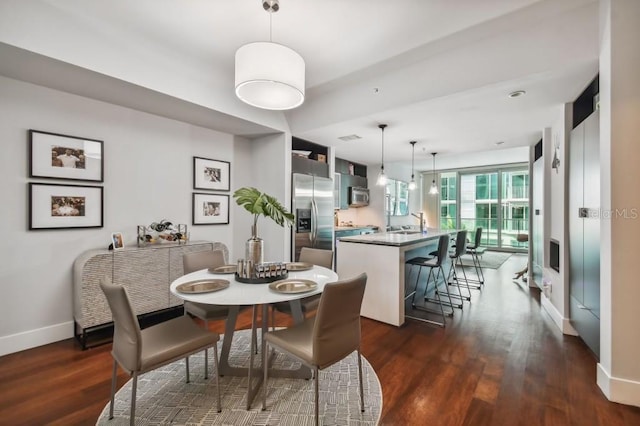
[
  {"x1": 405, "y1": 234, "x2": 455, "y2": 327},
  {"x1": 465, "y1": 227, "x2": 485, "y2": 288},
  {"x1": 446, "y1": 230, "x2": 473, "y2": 301}
]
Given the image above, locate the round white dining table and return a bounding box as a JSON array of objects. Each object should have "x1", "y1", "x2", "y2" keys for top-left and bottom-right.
[
  {"x1": 170, "y1": 265, "x2": 338, "y2": 308},
  {"x1": 170, "y1": 265, "x2": 338, "y2": 408}
]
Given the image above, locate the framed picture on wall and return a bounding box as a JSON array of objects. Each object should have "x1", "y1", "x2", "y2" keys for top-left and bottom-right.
[
  {"x1": 29, "y1": 130, "x2": 104, "y2": 182},
  {"x1": 29, "y1": 183, "x2": 104, "y2": 230},
  {"x1": 192, "y1": 193, "x2": 229, "y2": 225},
  {"x1": 193, "y1": 157, "x2": 230, "y2": 191}
]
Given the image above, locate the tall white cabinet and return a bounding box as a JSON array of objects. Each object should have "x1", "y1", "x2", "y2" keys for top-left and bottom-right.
[{"x1": 569, "y1": 111, "x2": 600, "y2": 356}]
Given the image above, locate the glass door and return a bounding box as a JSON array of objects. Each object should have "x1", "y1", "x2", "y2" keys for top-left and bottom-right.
[
  {"x1": 446, "y1": 167, "x2": 528, "y2": 250},
  {"x1": 459, "y1": 172, "x2": 499, "y2": 246}
]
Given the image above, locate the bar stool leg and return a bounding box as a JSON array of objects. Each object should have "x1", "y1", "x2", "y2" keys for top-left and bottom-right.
[{"x1": 456, "y1": 256, "x2": 473, "y2": 299}]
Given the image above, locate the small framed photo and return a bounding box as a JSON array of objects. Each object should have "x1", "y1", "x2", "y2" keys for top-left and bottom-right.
[
  {"x1": 29, "y1": 183, "x2": 104, "y2": 230},
  {"x1": 193, "y1": 193, "x2": 229, "y2": 225},
  {"x1": 111, "y1": 232, "x2": 124, "y2": 250},
  {"x1": 29, "y1": 130, "x2": 104, "y2": 182},
  {"x1": 193, "y1": 157, "x2": 230, "y2": 191}
]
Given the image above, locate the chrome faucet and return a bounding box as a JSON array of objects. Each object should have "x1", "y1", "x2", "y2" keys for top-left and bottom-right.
[{"x1": 411, "y1": 212, "x2": 425, "y2": 233}]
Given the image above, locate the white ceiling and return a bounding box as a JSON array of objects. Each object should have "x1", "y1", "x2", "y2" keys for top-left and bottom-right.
[{"x1": 0, "y1": 0, "x2": 600, "y2": 169}]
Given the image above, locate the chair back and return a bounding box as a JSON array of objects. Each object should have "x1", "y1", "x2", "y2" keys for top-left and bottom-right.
[
  {"x1": 312, "y1": 273, "x2": 367, "y2": 369},
  {"x1": 183, "y1": 249, "x2": 226, "y2": 274},
  {"x1": 99, "y1": 279, "x2": 142, "y2": 373},
  {"x1": 434, "y1": 234, "x2": 450, "y2": 266},
  {"x1": 299, "y1": 247, "x2": 333, "y2": 269},
  {"x1": 473, "y1": 227, "x2": 483, "y2": 248},
  {"x1": 454, "y1": 230, "x2": 468, "y2": 257}
]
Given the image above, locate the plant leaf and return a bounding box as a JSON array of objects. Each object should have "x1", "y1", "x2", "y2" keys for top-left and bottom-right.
[
  {"x1": 233, "y1": 187, "x2": 265, "y2": 216},
  {"x1": 233, "y1": 187, "x2": 294, "y2": 227}
]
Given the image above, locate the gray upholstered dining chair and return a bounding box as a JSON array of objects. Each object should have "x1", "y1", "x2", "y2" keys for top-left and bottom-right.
[
  {"x1": 99, "y1": 279, "x2": 221, "y2": 426},
  {"x1": 262, "y1": 273, "x2": 368, "y2": 426},
  {"x1": 183, "y1": 249, "x2": 258, "y2": 353},
  {"x1": 182, "y1": 250, "x2": 230, "y2": 325},
  {"x1": 271, "y1": 247, "x2": 334, "y2": 326}
]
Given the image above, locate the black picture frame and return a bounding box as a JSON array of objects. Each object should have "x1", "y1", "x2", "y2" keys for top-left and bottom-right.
[
  {"x1": 192, "y1": 193, "x2": 230, "y2": 225},
  {"x1": 29, "y1": 130, "x2": 104, "y2": 182},
  {"x1": 29, "y1": 182, "x2": 104, "y2": 230},
  {"x1": 193, "y1": 156, "x2": 230, "y2": 191}
]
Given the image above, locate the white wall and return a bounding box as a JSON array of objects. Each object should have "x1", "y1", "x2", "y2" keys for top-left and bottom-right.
[
  {"x1": 247, "y1": 133, "x2": 292, "y2": 262},
  {"x1": 540, "y1": 104, "x2": 577, "y2": 334},
  {"x1": 0, "y1": 76, "x2": 243, "y2": 355},
  {"x1": 597, "y1": 0, "x2": 640, "y2": 407}
]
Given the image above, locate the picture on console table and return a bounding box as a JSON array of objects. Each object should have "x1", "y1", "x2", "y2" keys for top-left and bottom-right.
[
  {"x1": 193, "y1": 156, "x2": 230, "y2": 191},
  {"x1": 193, "y1": 193, "x2": 229, "y2": 225},
  {"x1": 29, "y1": 130, "x2": 104, "y2": 182},
  {"x1": 29, "y1": 183, "x2": 103, "y2": 230}
]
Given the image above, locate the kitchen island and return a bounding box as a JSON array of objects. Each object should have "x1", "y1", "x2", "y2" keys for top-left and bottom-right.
[{"x1": 336, "y1": 228, "x2": 454, "y2": 326}]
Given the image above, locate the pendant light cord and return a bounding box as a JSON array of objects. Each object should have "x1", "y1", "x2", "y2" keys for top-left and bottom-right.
[
  {"x1": 379, "y1": 124, "x2": 387, "y2": 172},
  {"x1": 410, "y1": 141, "x2": 416, "y2": 179},
  {"x1": 381, "y1": 127, "x2": 384, "y2": 170}
]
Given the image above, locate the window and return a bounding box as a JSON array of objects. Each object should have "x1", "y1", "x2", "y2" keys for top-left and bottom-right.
[
  {"x1": 439, "y1": 172, "x2": 457, "y2": 229},
  {"x1": 446, "y1": 167, "x2": 528, "y2": 249}
]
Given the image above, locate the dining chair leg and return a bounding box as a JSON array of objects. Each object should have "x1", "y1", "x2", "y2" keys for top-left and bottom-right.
[
  {"x1": 130, "y1": 372, "x2": 138, "y2": 426},
  {"x1": 212, "y1": 344, "x2": 221, "y2": 413},
  {"x1": 314, "y1": 366, "x2": 320, "y2": 426},
  {"x1": 262, "y1": 342, "x2": 269, "y2": 411},
  {"x1": 109, "y1": 359, "x2": 117, "y2": 419},
  {"x1": 204, "y1": 348, "x2": 209, "y2": 379},
  {"x1": 357, "y1": 349, "x2": 365, "y2": 413},
  {"x1": 185, "y1": 356, "x2": 190, "y2": 383}
]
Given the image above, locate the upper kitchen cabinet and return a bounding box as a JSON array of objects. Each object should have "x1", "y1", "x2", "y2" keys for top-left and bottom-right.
[
  {"x1": 336, "y1": 157, "x2": 368, "y2": 209},
  {"x1": 292, "y1": 137, "x2": 329, "y2": 178}
]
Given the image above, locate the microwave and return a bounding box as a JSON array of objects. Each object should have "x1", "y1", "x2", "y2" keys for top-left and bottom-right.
[{"x1": 348, "y1": 186, "x2": 369, "y2": 207}]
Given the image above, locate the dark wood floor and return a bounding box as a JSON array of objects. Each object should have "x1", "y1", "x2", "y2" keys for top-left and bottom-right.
[{"x1": 1, "y1": 254, "x2": 639, "y2": 425}]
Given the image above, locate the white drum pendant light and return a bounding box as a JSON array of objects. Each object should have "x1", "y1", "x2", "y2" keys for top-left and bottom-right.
[{"x1": 235, "y1": 0, "x2": 305, "y2": 110}]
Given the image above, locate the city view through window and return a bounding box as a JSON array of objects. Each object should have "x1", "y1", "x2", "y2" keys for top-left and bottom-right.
[{"x1": 439, "y1": 168, "x2": 529, "y2": 249}]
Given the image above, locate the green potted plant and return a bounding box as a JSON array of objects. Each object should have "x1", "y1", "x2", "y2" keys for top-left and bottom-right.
[{"x1": 233, "y1": 187, "x2": 294, "y2": 264}]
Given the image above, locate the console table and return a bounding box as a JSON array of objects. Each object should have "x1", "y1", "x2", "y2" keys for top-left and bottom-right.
[{"x1": 73, "y1": 240, "x2": 228, "y2": 348}]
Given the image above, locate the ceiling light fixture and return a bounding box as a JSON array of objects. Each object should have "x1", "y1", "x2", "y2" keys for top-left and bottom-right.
[
  {"x1": 376, "y1": 124, "x2": 388, "y2": 186},
  {"x1": 429, "y1": 152, "x2": 439, "y2": 195},
  {"x1": 408, "y1": 141, "x2": 417, "y2": 191},
  {"x1": 508, "y1": 90, "x2": 526, "y2": 98},
  {"x1": 235, "y1": 0, "x2": 305, "y2": 110}
]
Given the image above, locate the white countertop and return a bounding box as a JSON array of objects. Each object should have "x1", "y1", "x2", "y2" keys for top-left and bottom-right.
[{"x1": 337, "y1": 228, "x2": 453, "y2": 246}]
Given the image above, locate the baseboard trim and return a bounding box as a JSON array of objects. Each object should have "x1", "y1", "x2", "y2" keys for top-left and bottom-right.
[
  {"x1": 540, "y1": 293, "x2": 578, "y2": 336},
  {"x1": 597, "y1": 363, "x2": 640, "y2": 407},
  {"x1": 0, "y1": 321, "x2": 73, "y2": 357}
]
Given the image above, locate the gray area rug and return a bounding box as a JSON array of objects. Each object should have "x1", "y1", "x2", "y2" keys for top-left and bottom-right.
[
  {"x1": 96, "y1": 329, "x2": 382, "y2": 425},
  {"x1": 459, "y1": 251, "x2": 512, "y2": 269}
]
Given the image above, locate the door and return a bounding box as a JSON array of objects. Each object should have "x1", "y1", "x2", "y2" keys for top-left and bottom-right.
[
  {"x1": 292, "y1": 173, "x2": 314, "y2": 261},
  {"x1": 312, "y1": 176, "x2": 335, "y2": 252}
]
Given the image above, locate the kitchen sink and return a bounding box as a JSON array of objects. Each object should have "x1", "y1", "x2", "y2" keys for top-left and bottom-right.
[{"x1": 391, "y1": 230, "x2": 422, "y2": 235}]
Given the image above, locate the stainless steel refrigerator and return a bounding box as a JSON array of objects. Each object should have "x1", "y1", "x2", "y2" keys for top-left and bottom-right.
[{"x1": 292, "y1": 173, "x2": 334, "y2": 262}]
